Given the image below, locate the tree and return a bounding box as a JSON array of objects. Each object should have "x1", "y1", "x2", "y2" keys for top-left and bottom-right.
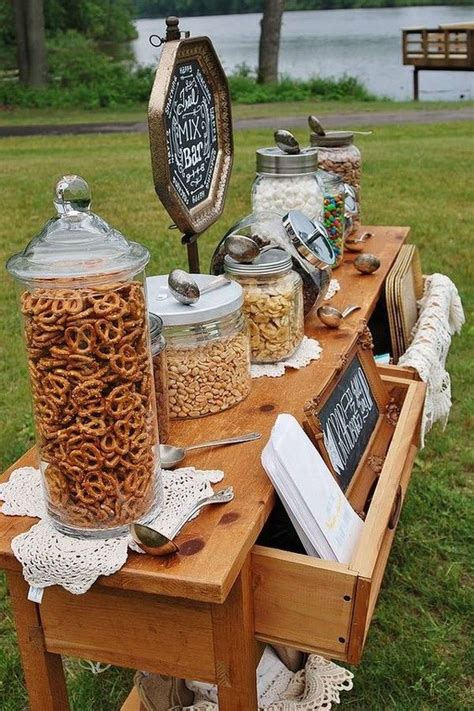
[
  {"x1": 257, "y1": 0, "x2": 285, "y2": 83},
  {"x1": 12, "y1": 0, "x2": 47, "y2": 86}
]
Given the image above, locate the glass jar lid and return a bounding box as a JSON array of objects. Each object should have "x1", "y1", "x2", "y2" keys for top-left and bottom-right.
[
  {"x1": 224, "y1": 248, "x2": 292, "y2": 277},
  {"x1": 256, "y1": 147, "x2": 318, "y2": 176},
  {"x1": 6, "y1": 175, "x2": 149, "y2": 285},
  {"x1": 147, "y1": 274, "x2": 244, "y2": 327},
  {"x1": 310, "y1": 131, "x2": 354, "y2": 148},
  {"x1": 282, "y1": 210, "x2": 336, "y2": 268},
  {"x1": 149, "y1": 312, "x2": 164, "y2": 341}
]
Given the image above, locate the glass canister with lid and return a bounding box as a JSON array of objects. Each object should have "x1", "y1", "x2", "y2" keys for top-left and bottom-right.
[
  {"x1": 149, "y1": 313, "x2": 170, "y2": 444},
  {"x1": 224, "y1": 249, "x2": 304, "y2": 364},
  {"x1": 147, "y1": 275, "x2": 251, "y2": 419},
  {"x1": 252, "y1": 144, "x2": 323, "y2": 222},
  {"x1": 318, "y1": 170, "x2": 345, "y2": 268},
  {"x1": 6, "y1": 175, "x2": 162, "y2": 537},
  {"x1": 310, "y1": 131, "x2": 362, "y2": 234}
]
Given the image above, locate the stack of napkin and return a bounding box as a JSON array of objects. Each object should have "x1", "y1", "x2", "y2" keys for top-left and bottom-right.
[{"x1": 262, "y1": 414, "x2": 363, "y2": 564}]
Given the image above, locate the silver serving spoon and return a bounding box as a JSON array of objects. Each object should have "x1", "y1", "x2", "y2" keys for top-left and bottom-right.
[
  {"x1": 308, "y1": 115, "x2": 372, "y2": 137},
  {"x1": 274, "y1": 129, "x2": 300, "y2": 154},
  {"x1": 160, "y1": 432, "x2": 261, "y2": 469},
  {"x1": 168, "y1": 269, "x2": 229, "y2": 305},
  {"x1": 345, "y1": 231, "x2": 374, "y2": 252},
  {"x1": 225, "y1": 234, "x2": 274, "y2": 263},
  {"x1": 317, "y1": 304, "x2": 361, "y2": 329},
  {"x1": 131, "y1": 486, "x2": 235, "y2": 556},
  {"x1": 308, "y1": 115, "x2": 326, "y2": 136}
]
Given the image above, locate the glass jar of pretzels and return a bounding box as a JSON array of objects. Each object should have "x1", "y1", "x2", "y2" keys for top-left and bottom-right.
[
  {"x1": 6, "y1": 175, "x2": 162, "y2": 538},
  {"x1": 149, "y1": 313, "x2": 170, "y2": 444}
]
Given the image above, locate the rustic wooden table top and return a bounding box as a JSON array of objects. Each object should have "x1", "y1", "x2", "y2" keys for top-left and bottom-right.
[{"x1": 0, "y1": 226, "x2": 409, "y2": 605}]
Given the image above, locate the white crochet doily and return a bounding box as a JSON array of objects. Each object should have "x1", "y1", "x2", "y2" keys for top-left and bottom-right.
[
  {"x1": 0, "y1": 465, "x2": 223, "y2": 597},
  {"x1": 180, "y1": 652, "x2": 353, "y2": 710},
  {"x1": 398, "y1": 273, "x2": 464, "y2": 446},
  {"x1": 251, "y1": 337, "x2": 322, "y2": 379},
  {"x1": 324, "y1": 279, "x2": 340, "y2": 302}
]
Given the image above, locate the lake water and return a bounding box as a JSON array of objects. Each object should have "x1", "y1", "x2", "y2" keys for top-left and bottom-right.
[{"x1": 133, "y1": 6, "x2": 474, "y2": 101}]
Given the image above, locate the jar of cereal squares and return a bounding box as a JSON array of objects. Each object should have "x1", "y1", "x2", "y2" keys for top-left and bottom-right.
[
  {"x1": 224, "y1": 249, "x2": 304, "y2": 364},
  {"x1": 310, "y1": 131, "x2": 362, "y2": 234},
  {"x1": 6, "y1": 175, "x2": 162, "y2": 537},
  {"x1": 147, "y1": 274, "x2": 251, "y2": 419}
]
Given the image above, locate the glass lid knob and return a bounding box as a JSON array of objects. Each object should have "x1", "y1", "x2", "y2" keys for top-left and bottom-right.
[{"x1": 54, "y1": 175, "x2": 91, "y2": 215}]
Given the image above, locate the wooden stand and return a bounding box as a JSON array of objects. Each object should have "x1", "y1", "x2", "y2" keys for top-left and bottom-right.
[{"x1": 0, "y1": 227, "x2": 426, "y2": 710}]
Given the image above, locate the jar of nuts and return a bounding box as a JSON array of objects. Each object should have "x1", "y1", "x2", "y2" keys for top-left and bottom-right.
[
  {"x1": 6, "y1": 176, "x2": 162, "y2": 538},
  {"x1": 149, "y1": 313, "x2": 170, "y2": 444},
  {"x1": 224, "y1": 249, "x2": 304, "y2": 364},
  {"x1": 310, "y1": 132, "x2": 362, "y2": 234},
  {"x1": 147, "y1": 274, "x2": 251, "y2": 420},
  {"x1": 252, "y1": 146, "x2": 323, "y2": 223}
]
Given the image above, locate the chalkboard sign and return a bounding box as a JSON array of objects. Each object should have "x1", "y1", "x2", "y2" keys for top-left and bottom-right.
[
  {"x1": 148, "y1": 26, "x2": 233, "y2": 235},
  {"x1": 165, "y1": 59, "x2": 218, "y2": 210},
  {"x1": 319, "y1": 355, "x2": 379, "y2": 491},
  {"x1": 304, "y1": 325, "x2": 392, "y2": 494}
]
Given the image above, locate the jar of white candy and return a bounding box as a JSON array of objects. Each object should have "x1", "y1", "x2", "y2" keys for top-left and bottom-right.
[{"x1": 252, "y1": 146, "x2": 323, "y2": 222}]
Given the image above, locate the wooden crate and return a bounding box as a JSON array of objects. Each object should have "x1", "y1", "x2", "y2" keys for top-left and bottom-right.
[{"x1": 252, "y1": 372, "x2": 425, "y2": 664}]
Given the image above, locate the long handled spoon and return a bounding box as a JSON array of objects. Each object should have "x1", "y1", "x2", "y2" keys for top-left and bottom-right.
[
  {"x1": 160, "y1": 432, "x2": 261, "y2": 469},
  {"x1": 168, "y1": 270, "x2": 229, "y2": 305},
  {"x1": 317, "y1": 304, "x2": 361, "y2": 329},
  {"x1": 131, "y1": 486, "x2": 235, "y2": 556}
]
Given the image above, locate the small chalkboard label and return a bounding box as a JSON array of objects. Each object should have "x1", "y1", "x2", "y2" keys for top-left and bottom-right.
[
  {"x1": 165, "y1": 59, "x2": 218, "y2": 210},
  {"x1": 304, "y1": 326, "x2": 391, "y2": 495},
  {"x1": 319, "y1": 356, "x2": 379, "y2": 491}
]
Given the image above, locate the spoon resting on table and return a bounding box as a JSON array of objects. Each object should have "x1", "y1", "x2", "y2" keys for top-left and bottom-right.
[
  {"x1": 131, "y1": 486, "x2": 235, "y2": 556},
  {"x1": 160, "y1": 432, "x2": 262, "y2": 469}
]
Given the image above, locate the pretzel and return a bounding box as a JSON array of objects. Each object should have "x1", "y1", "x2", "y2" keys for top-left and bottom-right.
[{"x1": 23, "y1": 281, "x2": 158, "y2": 531}]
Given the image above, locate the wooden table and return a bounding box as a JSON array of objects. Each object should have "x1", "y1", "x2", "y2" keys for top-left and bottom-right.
[{"x1": 0, "y1": 227, "x2": 415, "y2": 711}]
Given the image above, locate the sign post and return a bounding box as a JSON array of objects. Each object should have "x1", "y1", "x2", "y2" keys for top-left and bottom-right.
[{"x1": 148, "y1": 17, "x2": 234, "y2": 272}]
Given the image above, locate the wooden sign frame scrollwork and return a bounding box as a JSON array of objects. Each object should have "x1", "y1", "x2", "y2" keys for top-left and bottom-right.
[{"x1": 304, "y1": 324, "x2": 397, "y2": 509}]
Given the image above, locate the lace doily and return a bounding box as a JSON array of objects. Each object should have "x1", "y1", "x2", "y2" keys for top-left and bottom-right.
[
  {"x1": 398, "y1": 273, "x2": 464, "y2": 446},
  {"x1": 176, "y1": 653, "x2": 353, "y2": 710},
  {"x1": 0, "y1": 465, "x2": 223, "y2": 596},
  {"x1": 324, "y1": 279, "x2": 340, "y2": 302},
  {"x1": 251, "y1": 337, "x2": 322, "y2": 379}
]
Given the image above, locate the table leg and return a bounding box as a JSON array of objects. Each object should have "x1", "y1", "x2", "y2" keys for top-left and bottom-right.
[
  {"x1": 6, "y1": 572, "x2": 70, "y2": 711},
  {"x1": 211, "y1": 558, "x2": 259, "y2": 711}
]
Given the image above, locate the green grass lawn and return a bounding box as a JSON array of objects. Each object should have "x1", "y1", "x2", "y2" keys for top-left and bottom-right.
[
  {"x1": 0, "y1": 122, "x2": 473, "y2": 710},
  {"x1": 0, "y1": 98, "x2": 473, "y2": 126}
]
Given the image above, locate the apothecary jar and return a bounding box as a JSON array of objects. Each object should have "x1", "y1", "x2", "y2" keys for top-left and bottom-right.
[{"x1": 6, "y1": 176, "x2": 162, "y2": 538}]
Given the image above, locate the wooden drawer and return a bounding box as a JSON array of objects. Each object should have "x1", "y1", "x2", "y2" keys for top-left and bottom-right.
[{"x1": 251, "y1": 374, "x2": 425, "y2": 664}]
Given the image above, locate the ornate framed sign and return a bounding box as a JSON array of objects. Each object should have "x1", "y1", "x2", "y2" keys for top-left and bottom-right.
[
  {"x1": 148, "y1": 18, "x2": 233, "y2": 239},
  {"x1": 304, "y1": 324, "x2": 398, "y2": 499}
]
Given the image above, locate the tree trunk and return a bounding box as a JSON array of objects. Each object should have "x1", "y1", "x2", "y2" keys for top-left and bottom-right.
[
  {"x1": 258, "y1": 0, "x2": 285, "y2": 84},
  {"x1": 12, "y1": 0, "x2": 29, "y2": 84},
  {"x1": 11, "y1": 0, "x2": 47, "y2": 86}
]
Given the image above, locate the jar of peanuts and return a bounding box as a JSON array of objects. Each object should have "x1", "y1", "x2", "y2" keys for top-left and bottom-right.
[
  {"x1": 310, "y1": 131, "x2": 362, "y2": 234},
  {"x1": 224, "y1": 249, "x2": 304, "y2": 364},
  {"x1": 147, "y1": 274, "x2": 251, "y2": 420},
  {"x1": 149, "y1": 313, "x2": 170, "y2": 444},
  {"x1": 6, "y1": 175, "x2": 162, "y2": 538}
]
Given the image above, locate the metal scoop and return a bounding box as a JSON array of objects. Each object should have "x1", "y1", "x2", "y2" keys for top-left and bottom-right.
[
  {"x1": 131, "y1": 486, "x2": 235, "y2": 556},
  {"x1": 345, "y1": 231, "x2": 374, "y2": 252},
  {"x1": 308, "y1": 115, "x2": 372, "y2": 136},
  {"x1": 317, "y1": 304, "x2": 361, "y2": 329},
  {"x1": 225, "y1": 234, "x2": 274, "y2": 263},
  {"x1": 160, "y1": 432, "x2": 261, "y2": 469},
  {"x1": 274, "y1": 129, "x2": 300, "y2": 154},
  {"x1": 168, "y1": 269, "x2": 229, "y2": 305}
]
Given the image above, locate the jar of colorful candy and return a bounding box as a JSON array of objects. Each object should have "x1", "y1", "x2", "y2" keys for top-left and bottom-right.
[{"x1": 318, "y1": 170, "x2": 345, "y2": 268}]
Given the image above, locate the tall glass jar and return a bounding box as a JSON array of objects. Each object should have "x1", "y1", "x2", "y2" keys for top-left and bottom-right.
[
  {"x1": 149, "y1": 313, "x2": 170, "y2": 444},
  {"x1": 318, "y1": 170, "x2": 345, "y2": 268},
  {"x1": 6, "y1": 176, "x2": 162, "y2": 538},
  {"x1": 224, "y1": 249, "x2": 304, "y2": 364},
  {"x1": 252, "y1": 147, "x2": 323, "y2": 222},
  {"x1": 310, "y1": 132, "x2": 362, "y2": 234},
  {"x1": 147, "y1": 275, "x2": 251, "y2": 419}
]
